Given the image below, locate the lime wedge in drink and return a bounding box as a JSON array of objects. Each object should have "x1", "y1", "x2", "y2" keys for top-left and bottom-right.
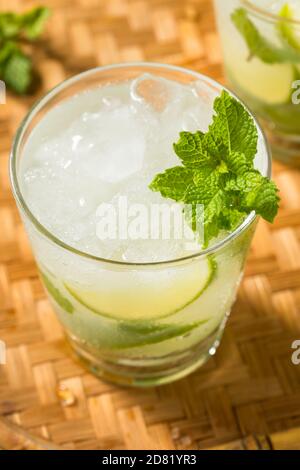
[
  {"x1": 113, "y1": 319, "x2": 209, "y2": 349},
  {"x1": 278, "y1": 4, "x2": 300, "y2": 53},
  {"x1": 41, "y1": 271, "x2": 74, "y2": 314},
  {"x1": 227, "y1": 56, "x2": 294, "y2": 105},
  {"x1": 39, "y1": 267, "x2": 211, "y2": 349},
  {"x1": 278, "y1": 3, "x2": 300, "y2": 77},
  {"x1": 64, "y1": 256, "x2": 216, "y2": 321}
]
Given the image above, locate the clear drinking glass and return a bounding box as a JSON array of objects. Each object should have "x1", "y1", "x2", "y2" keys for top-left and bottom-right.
[
  {"x1": 10, "y1": 64, "x2": 271, "y2": 387},
  {"x1": 214, "y1": 0, "x2": 300, "y2": 164}
]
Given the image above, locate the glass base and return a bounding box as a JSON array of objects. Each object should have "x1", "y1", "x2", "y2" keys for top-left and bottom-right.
[
  {"x1": 66, "y1": 323, "x2": 225, "y2": 387},
  {"x1": 264, "y1": 125, "x2": 300, "y2": 166}
]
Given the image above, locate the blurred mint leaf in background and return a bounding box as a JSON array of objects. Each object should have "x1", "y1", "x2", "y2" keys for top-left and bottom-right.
[
  {"x1": 21, "y1": 6, "x2": 51, "y2": 40},
  {"x1": 0, "y1": 6, "x2": 50, "y2": 94},
  {"x1": 3, "y1": 50, "x2": 32, "y2": 94}
]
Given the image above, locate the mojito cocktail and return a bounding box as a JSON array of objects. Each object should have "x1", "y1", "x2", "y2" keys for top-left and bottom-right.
[
  {"x1": 10, "y1": 64, "x2": 276, "y2": 386},
  {"x1": 214, "y1": 0, "x2": 300, "y2": 162}
]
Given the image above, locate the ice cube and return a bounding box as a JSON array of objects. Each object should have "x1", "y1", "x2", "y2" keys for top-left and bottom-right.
[
  {"x1": 74, "y1": 106, "x2": 146, "y2": 184},
  {"x1": 130, "y1": 74, "x2": 174, "y2": 112},
  {"x1": 182, "y1": 105, "x2": 205, "y2": 132}
]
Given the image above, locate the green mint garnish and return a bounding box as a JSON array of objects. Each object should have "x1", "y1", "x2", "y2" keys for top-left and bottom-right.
[
  {"x1": 231, "y1": 7, "x2": 300, "y2": 64},
  {"x1": 149, "y1": 91, "x2": 280, "y2": 247},
  {"x1": 0, "y1": 7, "x2": 50, "y2": 94}
]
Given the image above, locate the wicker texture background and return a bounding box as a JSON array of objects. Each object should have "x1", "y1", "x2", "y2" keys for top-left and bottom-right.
[{"x1": 0, "y1": 0, "x2": 300, "y2": 450}]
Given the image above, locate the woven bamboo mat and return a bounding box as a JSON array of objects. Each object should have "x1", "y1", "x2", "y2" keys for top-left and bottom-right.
[{"x1": 0, "y1": 0, "x2": 300, "y2": 451}]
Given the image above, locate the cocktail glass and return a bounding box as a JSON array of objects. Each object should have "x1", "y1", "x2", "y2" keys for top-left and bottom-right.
[{"x1": 10, "y1": 63, "x2": 271, "y2": 386}]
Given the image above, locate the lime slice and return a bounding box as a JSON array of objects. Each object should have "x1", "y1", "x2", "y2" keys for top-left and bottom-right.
[
  {"x1": 226, "y1": 56, "x2": 294, "y2": 105},
  {"x1": 278, "y1": 3, "x2": 300, "y2": 76},
  {"x1": 113, "y1": 319, "x2": 209, "y2": 349},
  {"x1": 41, "y1": 271, "x2": 74, "y2": 314},
  {"x1": 278, "y1": 4, "x2": 300, "y2": 52},
  {"x1": 64, "y1": 256, "x2": 216, "y2": 321}
]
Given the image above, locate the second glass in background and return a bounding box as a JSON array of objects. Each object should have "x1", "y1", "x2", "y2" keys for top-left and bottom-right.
[{"x1": 214, "y1": 0, "x2": 300, "y2": 164}]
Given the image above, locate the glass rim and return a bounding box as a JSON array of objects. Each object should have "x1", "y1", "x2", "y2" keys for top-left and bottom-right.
[
  {"x1": 10, "y1": 62, "x2": 271, "y2": 267},
  {"x1": 241, "y1": 0, "x2": 300, "y2": 25}
]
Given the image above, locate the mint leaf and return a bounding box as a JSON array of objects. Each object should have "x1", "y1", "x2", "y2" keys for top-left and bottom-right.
[
  {"x1": 174, "y1": 91, "x2": 257, "y2": 165},
  {"x1": 226, "y1": 151, "x2": 250, "y2": 175},
  {"x1": 247, "y1": 179, "x2": 279, "y2": 223},
  {"x1": 209, "y1": 90, "x2": 258, "y2": 162},
  {"x1": 0, "y1": 40, "x2": 17, "y2": 65},
  {"x1": 232, "y1": 7, "x2": 300, "y2": 64},
  {"x1": 225, "y1": 168, "x2": 280, "y2": 222},
  {"x1": 238, "y1": 171, "x2": 279, "y2": 222},
  {"x1": 149, "y1": 90, "x2": 280, "y2": 246},
  {"x1": 0, "y1": 7, "x2": 50, "y2": 40},
  {"x1": 0, "y1": 42, "x2": 32, "y2": 94},
  {"x1": 219, "y1": 207, "x2": 248, "y2": 232},
  {"x1": 184, "y1": 170, "x2": 225, "y2": 243},
  {"x1": 0, "y1": 13, "x2": 21, "y2": 39},
  {"x1": 3, "y1": 50, "x2": 32, "y2": 94},
  {"x1": 201, "y1": 192, "x2": 227, "y2": 244},
  {"x1": 22, "y1": 7, "x2": 50, "y2": 40},
  {"x1": 0, "y1": 7, "x2": 50, "y2": 94},
  {"x1": 149, "y1": 166, "x2": 194, "y2": 201},
  {"x1": 173, "y1": 131, "x2": 217, "y2": 168}
]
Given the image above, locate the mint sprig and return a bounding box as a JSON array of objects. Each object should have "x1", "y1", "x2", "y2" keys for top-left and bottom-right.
[
  {"x1": 149, "y1": 91, "x2": 280, "y2": 247},
  {"x1": 0, "y1": 7, "x2": 50, "y2": 94},
  {"x1": 231, "y1": 7, "x2": 300, "y2": 64}
]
